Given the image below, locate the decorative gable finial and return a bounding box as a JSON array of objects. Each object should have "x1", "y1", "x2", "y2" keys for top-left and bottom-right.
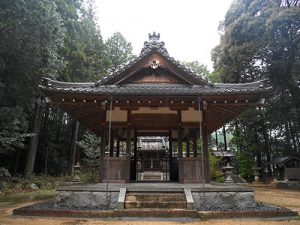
[{"x1": 149, "y1": 32, "x2": 160, "y2": 42}]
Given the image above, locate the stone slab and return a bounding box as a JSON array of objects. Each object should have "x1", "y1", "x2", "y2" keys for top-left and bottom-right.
[{"x1": 116, "y1": 188, "x2": 126, "y2": 209}]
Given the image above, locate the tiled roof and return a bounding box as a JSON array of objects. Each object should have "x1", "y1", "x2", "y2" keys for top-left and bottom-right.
[
  {"x1": 95, "y1": 39, "x2": 209, "y2": 86},
  {"x1": 39, "y1": 34, "x2": 271, "y2": 96},
  {"x1": 40, "y1": 79, "x2": 269, "y2": 96}
]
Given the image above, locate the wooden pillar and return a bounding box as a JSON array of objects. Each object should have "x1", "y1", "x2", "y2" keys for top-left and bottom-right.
[
  {"x1": 202, "y1": 107, "x2": 210, "y2": 183},
  {"x1": 126, "y1": 127, "x2": 131, "y2": 157},
  {"x1": 192, "y1": 135, "x2": 197, "y2": 157},
  {"x1": 169, "y1": 130, "x2": 173, "y2": 180},
  {"x1": 186, "y1": 140, "x2": 190, "y2": 157},
  {"x1": 116, "y1": 140, "x2": 120, "y2": 157},
  {"x1": 67, "y1": 121, "x2": 79, "y2": 176},
  {"x1": 203, "y1": 130, "x2": 210, "y2": 183},
  {"x1": 177, "y1": 110, "x2": 183, "y2": 158},
  {"x1": 98, "y1": 126, "x2": 106, "y2": 182},
  {"x1": 223, "y1": 126, "x2": 227, "y2": 151},
  {"x1": 133, "y1": 129, "x2": 137, "y2": 180},
  {"x1": 109, "y1": 132, "x2": 114, "y2": 157},
  {"x1": 126, "y1": 110, "x2": 131, "y2": 157}
]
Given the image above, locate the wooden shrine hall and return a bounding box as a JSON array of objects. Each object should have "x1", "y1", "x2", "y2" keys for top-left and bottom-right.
[{"x1": 40, "y1": 32, "x2": 270, "y2": 183}]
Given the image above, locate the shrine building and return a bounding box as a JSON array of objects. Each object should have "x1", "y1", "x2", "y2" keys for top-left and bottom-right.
[{"x1": 40, "y1": 32, "x2": 270, "y2": 183}]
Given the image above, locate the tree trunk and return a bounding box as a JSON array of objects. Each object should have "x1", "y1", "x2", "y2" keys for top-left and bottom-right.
[
  {"x1": 25, "y1": 100, "x2": 43, "y2": 178},
  {"x1": 288, "y1": 121, "x2": 298, "y2": 153},
  {"x1": 67, "y1": 121, "x2": 79, "y2": 176}
]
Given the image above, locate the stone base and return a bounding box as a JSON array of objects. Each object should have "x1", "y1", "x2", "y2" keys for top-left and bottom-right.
[
  {"x1": 54, "y1": 191, "x2": 118, "y2": 210},
  {"x1": 192, "y1": 191, "x2": 256, "y2": 211},
  {"x1": 54, "y1": 183, "x2": 256, "y2": 211}
]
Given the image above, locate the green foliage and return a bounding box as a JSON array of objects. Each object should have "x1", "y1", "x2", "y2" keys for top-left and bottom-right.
[
  {"x1": 236, "y1": 151, "x2": 255, "y2": 180},
  {"x1": 105, "y1": 32, "x2": 134, "y2": 70},
  {"x1": 0, "y1": 0, "x2": 65, "y2": 107},
  {"x1": 57, "y1": 0, "x2": 109, "y2": 82},
  {"x1": 0, "y1": 107, "x2": 32, "y2": 153},
  {"x1": 212, "y1": 0, "x2": 300, "y2": 179},
  {"x1": 77, "y1": 131, "x2": 101, "y2": 181},
  {"x1": 209, "y1": 149, "x2": 224, "y2": 182},
  {"x1": 183, "y1": 61, "x2": 210, "y2": 80}
]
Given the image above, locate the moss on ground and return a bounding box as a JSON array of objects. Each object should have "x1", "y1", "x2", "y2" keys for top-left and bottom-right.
[{"x1": 0, "y1": 190, "x2": 54, "y2": 207}]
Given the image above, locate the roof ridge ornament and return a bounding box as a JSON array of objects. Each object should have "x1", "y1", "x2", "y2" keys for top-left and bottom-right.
[
  {"x1": 149, "y1": 32, "x2": 160, "y2": 42},
  {"x1": 141, "y1": 32, "x2": 168, "y2": 55}
]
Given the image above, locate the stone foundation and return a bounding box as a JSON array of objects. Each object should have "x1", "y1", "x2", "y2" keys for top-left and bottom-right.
[
  {"x1": 54, "y1": 191, "x2": 119, "y2": 210},
  {"x1": 54, "y1": 183, "x2": 256, "y2": 211},
  {"x1": 192, "y1": 191, "x2": 256, "y2": 211}
]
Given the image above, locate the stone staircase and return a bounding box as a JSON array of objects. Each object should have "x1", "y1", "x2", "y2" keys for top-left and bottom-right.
[
  {"x1": 141, "y1": 172, "x2": 162, "y2": 181},
  {"x1": 124, "y1": 192, "x2": 187, "y2": 209}
]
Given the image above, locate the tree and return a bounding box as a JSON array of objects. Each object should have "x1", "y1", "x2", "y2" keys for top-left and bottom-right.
[
  {"x1": 0, "y1": 0, "x2": 65, "y2": 174},
  {"x1": 105, "y1": 32, "x2": 134, "y2": 70},
  {"x1": 212, "y1": 0, "x2": 300, "y2": 101},
  {"x1": 0, "y1": 107, "x2": 31, "y2": 153},
  {"x1": 77, "y1": 131, "x2": 101, "y2": 181},
  {"x1": 56, "y1": 0, "x2": 109, "y2": 82},
  {"x1": 183, "y1": 61, "x2": 210, "y2": 80},
  {"x1": 212, "y1": 0, "x2": 300, "y2": 179},
  {"x1": 0, "y1": 0, "x2": 65, "y2": 108}
]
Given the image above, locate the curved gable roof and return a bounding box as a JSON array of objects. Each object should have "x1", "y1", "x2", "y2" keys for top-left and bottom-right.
[{"x1": 95, "y1": 39, "x2": 210, "y2": 86}]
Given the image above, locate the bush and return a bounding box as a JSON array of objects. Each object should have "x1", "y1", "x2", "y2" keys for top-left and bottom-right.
[{"x1": 209, "y1": 149, "x2": 224, "y2": 182}]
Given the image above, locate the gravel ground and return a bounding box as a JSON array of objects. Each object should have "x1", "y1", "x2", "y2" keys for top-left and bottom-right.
[{"x1": 0, "y1": 186, "x2": 299, "y2": 225}]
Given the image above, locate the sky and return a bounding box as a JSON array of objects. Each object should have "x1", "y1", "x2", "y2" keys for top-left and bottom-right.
[{"x1": 95, "y1": 0, "x2": 233, "y2": 71}]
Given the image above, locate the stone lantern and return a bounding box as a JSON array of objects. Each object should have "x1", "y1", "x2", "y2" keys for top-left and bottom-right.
[
  {"x1": 72, "y1": 162, "x2": 82, "y2": 183},
  {"x1": 223, "y1": 163, "x2": 234, "y2": 183},
  {"x1": 252, "y1": 166, "x2": 261, "y2": 182}
]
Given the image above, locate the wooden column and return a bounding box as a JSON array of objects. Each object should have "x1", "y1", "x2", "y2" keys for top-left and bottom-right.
[
  {"x1": 177, "y1": 110, "x2": 183, "y2": 158},
  {"x1": 132, "y1": 129, "x2": 137, "y2": 180},
  {"x1": 98, "y1": 125, "x2": 106, "y2": 182},
  {"x1": 126, "y1": 110, "x2": 131, "y2": 157},
  {"x1": 186, "y1": 140, "x2": 190, "y2": 157},
  {"x1": 202, "y1": 108, "x2": 211, "y2": 183},
  {"x1": 203, "y1": 130, "x2": 210, "y2": 183},
  {"x1": 67, "y1": 121, "x2": 79, "y2": 176},
  {"x1": 192, "y1": 135, "x2": 197, "y2": 157},
  {"x1": 109, "y1": 132, "x2": 114, "y2": 157},
  {"x1": 168, "y1": 130, "x2": 173, "y2": 180},
  {"x1": 116, "y1": 140, "x2": 120, "y2": 157},
  {"x1": 126, "y1": 128, "x2": 131, "y2": 155}
]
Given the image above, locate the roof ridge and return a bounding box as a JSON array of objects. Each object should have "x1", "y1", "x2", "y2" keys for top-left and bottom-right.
[{"x1": 95, "y1": 35, "x2": 211, "y2": 86}]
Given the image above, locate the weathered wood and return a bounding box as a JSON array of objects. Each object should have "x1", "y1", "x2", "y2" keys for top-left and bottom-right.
[
  {"x1": 98, "y1": 125, "x2": 106, "y2": 182},
  {"x1": 177, "y1": 111, "x2": 182, "y2": 158},
  {"x1": 186, "y1": 140, "x2": 190, "y2": 157},
  {"x1": 203, "y1": 130, "x2": 210, "y2": 183},
  {"x1": 192, "y1": 135, "x2": 197, "y2": 157},
  {"x1": 179, "y1": 158, "x2": 204, "y2": 183},
  {"x1": 102, "y1": 157, "x2": 131, "y2": 182},
  {"x1": 67, "y1": 121, "x2": 80, "y2": 176}
]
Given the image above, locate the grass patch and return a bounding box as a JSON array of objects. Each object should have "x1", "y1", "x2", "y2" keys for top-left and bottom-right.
[
  {"x1": 295, "y1": 215, "x2": 300, "y2": 220},
  {"x1": 0, "y1": 190, "x2": 55, "y2": 207}
]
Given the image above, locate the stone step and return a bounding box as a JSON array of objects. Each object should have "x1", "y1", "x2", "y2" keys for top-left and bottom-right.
[
  {"x1": 124, "y1": 192, "x2": 187, "y2": 209},
  {"x1": 114, "y1": 208, "x2": 198, "y2": 218},
  {"x1": 124, "y1": 200, "x2": 187, "y2": 209},
  {"x1": 125, "y1": 193, "x2": 185, "y2": 202}
]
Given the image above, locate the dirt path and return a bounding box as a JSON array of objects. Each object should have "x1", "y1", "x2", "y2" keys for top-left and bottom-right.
[{"x1": 0, "y1": 187, "x2": 299, "y2": 225}]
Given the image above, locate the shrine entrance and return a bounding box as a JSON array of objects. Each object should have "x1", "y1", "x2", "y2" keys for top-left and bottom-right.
[{"x1": 136, "y1": 136, "x2": 171, "y2": 181}]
